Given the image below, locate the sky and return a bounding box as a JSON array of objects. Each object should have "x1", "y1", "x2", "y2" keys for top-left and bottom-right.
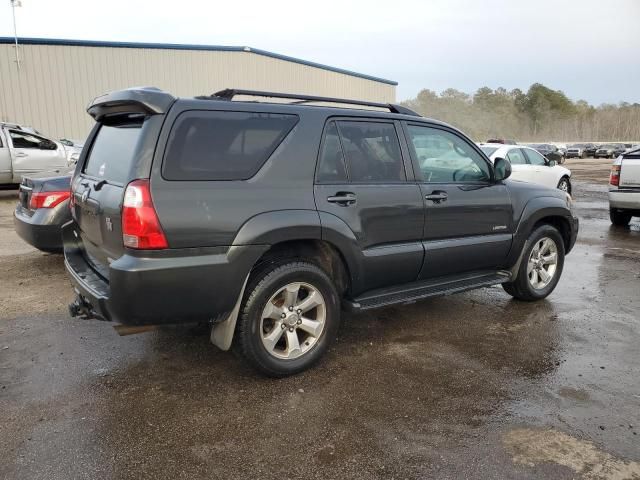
[{"x1": 1, "y1": 0, "x2": 639, "y2": 105}]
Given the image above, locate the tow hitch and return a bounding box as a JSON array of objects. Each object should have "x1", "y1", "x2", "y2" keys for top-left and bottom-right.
[{"x1": 68, "y1": 294, "x2": 103, "y2": 320}]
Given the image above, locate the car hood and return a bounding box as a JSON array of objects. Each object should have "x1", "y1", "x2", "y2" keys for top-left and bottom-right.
[{"x1": 505, "y1": 177, "x2": 569, "y2": 201}]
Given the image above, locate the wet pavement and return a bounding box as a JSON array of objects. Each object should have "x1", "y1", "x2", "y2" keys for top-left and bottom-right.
[{"x1": 1, "y1": 160, "x2": 639, "y2": 479}]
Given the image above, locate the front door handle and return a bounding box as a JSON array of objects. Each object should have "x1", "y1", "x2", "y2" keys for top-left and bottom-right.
[
  {"x1": 15, "y1": 152, "x2": 28, "y2": 157},
  {"x1": 327, "y1": 192, "x2": 356, "y2": 206},
  {"x1": 425, "y1": 191, "x2": 448, "y2": 203}
]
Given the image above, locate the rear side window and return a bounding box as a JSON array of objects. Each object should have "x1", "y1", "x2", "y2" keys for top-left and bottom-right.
[
  {"x1": 506, "y1": 149, "x2": 527, "y2": 165},
  {"x1": 84, "y1": 122, "x2": 143, "y2": 184},
  {"x1": 336, "y1": 121, "x2": 405, "y2": 183},
  {"x1": 316, "y1": 122, "x2": 347, "y2": 183},
  {"x1": 163, "y1": 111, "x2": 299, "y2": 181}
]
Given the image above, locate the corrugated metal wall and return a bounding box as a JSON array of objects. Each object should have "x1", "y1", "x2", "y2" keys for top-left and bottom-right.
[{"x1": 0, "y1": 43, "x2": 396, "y2": 139}]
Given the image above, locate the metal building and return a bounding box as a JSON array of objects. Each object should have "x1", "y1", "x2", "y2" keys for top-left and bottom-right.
[{"x1": 0, "y1": 37, "x2": 397, "y2": 139}]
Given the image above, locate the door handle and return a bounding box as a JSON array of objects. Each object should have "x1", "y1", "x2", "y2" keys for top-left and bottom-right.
[
  {"x1": 425, "y1": 191, "x2": 448, "y2": 203},
  {"x1": 327, "y1": 192, "x2": 356, "y2": 206},
  {"x1": 15, "y1": 152, "x2": 28, "y2": 157}
]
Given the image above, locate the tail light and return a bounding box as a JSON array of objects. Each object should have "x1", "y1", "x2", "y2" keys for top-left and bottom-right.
[
  {"x1": 609, "y1": 165, "x2": 621, "y2": 186},
  {"x1": 29, "y1": 191, "x2": 70, "y2": 209},
  {"x1": 122, "y1": 179, "x2": 168, "y2": 249}
]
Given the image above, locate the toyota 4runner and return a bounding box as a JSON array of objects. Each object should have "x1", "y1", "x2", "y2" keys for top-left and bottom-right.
[{"x1": 65, "y1": 87, "x2": 578, "y2": 376}]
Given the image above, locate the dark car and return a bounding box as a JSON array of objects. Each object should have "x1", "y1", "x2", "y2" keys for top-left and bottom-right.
[
  {"x1": 14, "y1": 170, "x2": 72, "y2": 252},
  {"x1": 584, "y1": 143, "x2": 598, "y2": 157},
  {"x1": 486, "y1": 138, "x2": 517, "y2": 145},
  {"x1": 64, "y1": 87, "x2": 578, "y2": 376},
  {"x1": 595, "y1": 143, "x2": 627, "y2": 159},
  {"x1": 528, "y1": 144, "x2": 565, "y2": 164}
]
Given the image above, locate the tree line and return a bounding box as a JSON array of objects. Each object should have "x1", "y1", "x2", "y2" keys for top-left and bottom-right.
[{"x1": 401, "y1": 83, "x2": 640, "y2": 142}]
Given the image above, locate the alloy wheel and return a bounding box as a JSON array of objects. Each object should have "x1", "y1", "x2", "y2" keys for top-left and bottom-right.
[
  {"x1": 527, "y1": 237, "x2": 558, "y2": 290},
  {"x1": 260, "y1": 282, "x2": 326, "y2": 359}
]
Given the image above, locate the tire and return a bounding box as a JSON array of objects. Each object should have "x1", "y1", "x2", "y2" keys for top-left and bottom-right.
[
  {"x1": 502, "y1": 224, "x2": 565, "y2": 301},
  {"x1": 557, "y1": 177, "x2": 571, "y2": 194},
  {"x1": 235, "y1": 260, "x2": 340, "y2": 377},
  {"x1": 610, "y1": 208, "x2": 632, "y2": 226}
]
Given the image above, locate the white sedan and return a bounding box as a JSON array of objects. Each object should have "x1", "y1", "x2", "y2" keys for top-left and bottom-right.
[{"x1": 479, "y1": 143, "x2": 572, "y2": 193}]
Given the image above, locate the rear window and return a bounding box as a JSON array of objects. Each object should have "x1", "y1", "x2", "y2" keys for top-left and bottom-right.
[
  {"x1": 84, "y1": 122, "x2": 143, "y2": 184},
  {"x1": 163, "y1": 111, "x2": 299, "y2": 181}
]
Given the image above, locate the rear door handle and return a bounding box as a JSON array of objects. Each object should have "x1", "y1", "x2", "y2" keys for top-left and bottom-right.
[
  {"x1": 15, "y1": 152, "x2": 28, "y2": 157},
  {"x1": 327, "y1": 192, "x2": 356, "y2": 206},
  {"x1": 425, "y1": 191, "x2": 448, "y2": 203}
]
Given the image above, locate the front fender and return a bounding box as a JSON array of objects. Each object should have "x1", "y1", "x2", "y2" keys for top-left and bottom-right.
[{"x1": 507, "y1": 196, "x2": 573, "y2": 268}]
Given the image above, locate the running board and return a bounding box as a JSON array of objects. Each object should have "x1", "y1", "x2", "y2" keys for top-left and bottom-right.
[{"x1": 344, "y1": 271, "x2": 511, "y2": 311}]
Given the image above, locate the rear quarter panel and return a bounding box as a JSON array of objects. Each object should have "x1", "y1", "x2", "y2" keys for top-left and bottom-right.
[{"x1": 149, "y1": 101, "x2": 325, "y2": 248}]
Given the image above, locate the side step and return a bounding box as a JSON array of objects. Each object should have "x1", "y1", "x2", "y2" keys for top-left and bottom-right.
[{"x1": 344, "y1": 271, "x2": 511, "y2": 312}]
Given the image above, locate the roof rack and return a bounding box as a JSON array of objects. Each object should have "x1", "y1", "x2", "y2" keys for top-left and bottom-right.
[{"x1": 213, "y1": 89, "x2": 421, "y2": 117}]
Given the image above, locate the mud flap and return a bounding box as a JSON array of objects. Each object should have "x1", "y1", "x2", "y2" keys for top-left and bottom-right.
[{"x1": 210, "y1": 276, "x2": 249, "y2": 351}]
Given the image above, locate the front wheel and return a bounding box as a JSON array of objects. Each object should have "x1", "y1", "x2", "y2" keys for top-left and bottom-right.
[
  {"x1": 610, "y1": 208, "x2": 632, "y2": 226},
  {"x1": 235, "y1": 261, "x2": 340, "y2": 377},
  {"x1": 502, "y1": 224, "x2": 565, "y2": 301},
  {"x1": 557, "y1": 177, "x2": 571, "y2": 194}
]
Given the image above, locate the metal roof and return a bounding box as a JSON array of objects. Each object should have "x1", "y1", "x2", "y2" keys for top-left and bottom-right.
[{"x1": 0, "y1": 37, "x2": 398, "y2": 86}]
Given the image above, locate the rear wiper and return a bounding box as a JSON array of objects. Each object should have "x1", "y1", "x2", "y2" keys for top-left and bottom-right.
[{"x1": 93, "y1": 180, "x2": 107, "y2": 191}]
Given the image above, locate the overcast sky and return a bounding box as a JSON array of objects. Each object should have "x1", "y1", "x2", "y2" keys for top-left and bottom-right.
[{"x1": 1, "y1": 0, "x2": 638, "y2": 104}]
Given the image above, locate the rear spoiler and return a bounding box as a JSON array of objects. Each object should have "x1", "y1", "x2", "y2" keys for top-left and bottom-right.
[{"x1": 87, "y1": 87, "x2": 176, "y2": 121}]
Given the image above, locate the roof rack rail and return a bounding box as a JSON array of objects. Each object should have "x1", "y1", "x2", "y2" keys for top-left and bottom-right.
[{"x1": 213, "y1": 89, "x2": 421, "y2": 117}]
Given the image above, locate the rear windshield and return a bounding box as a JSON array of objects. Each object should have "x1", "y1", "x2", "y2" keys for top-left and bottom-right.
[
  {"x1": 163, "y1": 111, "x2": 299, "y2": 181},
  {"x1": 84, "y1": 121, "x2": 143, "y2": 184},
  {"x1": 480, "y1": 146, "x2": 498, "y2": 156}
]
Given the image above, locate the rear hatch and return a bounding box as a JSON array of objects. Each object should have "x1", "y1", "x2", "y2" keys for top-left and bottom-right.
[
  {"x1": 71, "y1": 117, "x2": 145, "y2": 279},
  {"x1": 619, "y1": 151, "x2": 640, "y2": 188}
]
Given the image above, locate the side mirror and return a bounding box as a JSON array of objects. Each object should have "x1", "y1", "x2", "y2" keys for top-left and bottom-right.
[
  {"x1": 494, "y1": 157, "x2": 511, "y2": 181},
  {"x1": 547, "y1": 159, "x2": 557, "y2": 167}
]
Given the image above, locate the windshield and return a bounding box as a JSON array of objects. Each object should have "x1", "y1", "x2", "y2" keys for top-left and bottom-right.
[
  {"x1": 480, "y1": 146, "x2": 499, "y2": 156},
  {"x1": 570, "y1": 144, "x2": 585, "y2": 148}
]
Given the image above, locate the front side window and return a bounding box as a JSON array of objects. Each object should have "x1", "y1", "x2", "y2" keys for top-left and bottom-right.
[
  {"x1": 316, "y1": 122, "x2": 347, "y2": 183},
  {"x1": 9, "y1": 130, "x2": 52, "y2": 150},
  {"x1": 336, "y1": 121, "x2": 405, "y2": 183},
  {"x1": 524, "y1": 148, "x2": 547, "y2": 166},
  {"x1": 506, "y1": 148, "x2": 528, "y2": 165},
  {"x1": 407, "y1": 125, "x2": 491, "y2": 183},
  {"x1": 163, "y1": 111, "x2": 298, "y2": 181}
]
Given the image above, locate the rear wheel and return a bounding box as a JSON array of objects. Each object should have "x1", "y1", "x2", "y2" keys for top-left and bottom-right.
[
  {"x1": 610, "y1": 208, "x2": 632, "y2": 226},
  {"x1": 235, "y1": 261, "x2": 340, "y2": 377},
  {"x1": 557, "y1": 177, "x2": 571, "y2": 194},
  {"x1": 502, "y1": 224, "x2": 565, "y2": 301}
]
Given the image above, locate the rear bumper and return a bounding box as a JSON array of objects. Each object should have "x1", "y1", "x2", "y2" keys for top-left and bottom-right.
[
  {"x1": 62, "y1": 221, "x2": 268, "y2": 325},
  {"x1": 14, "y1": 202, "x2": 70, "y2": 252},
  {"x1": 565, "y1": 152, "x2": 582, "y2": 158},
  {"x1": 609, "y1": 189, "x2": 640, "y2": 210}
]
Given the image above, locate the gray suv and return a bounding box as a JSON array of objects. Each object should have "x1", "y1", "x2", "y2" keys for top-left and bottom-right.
[{"x1": 65, "y1": 87, "x2": 578, "y2": 376}]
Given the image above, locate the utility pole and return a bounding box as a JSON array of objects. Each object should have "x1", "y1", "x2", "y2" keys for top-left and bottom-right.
[{"x1": 10, "y1": 0, "x2": 22, "y2": 70}]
